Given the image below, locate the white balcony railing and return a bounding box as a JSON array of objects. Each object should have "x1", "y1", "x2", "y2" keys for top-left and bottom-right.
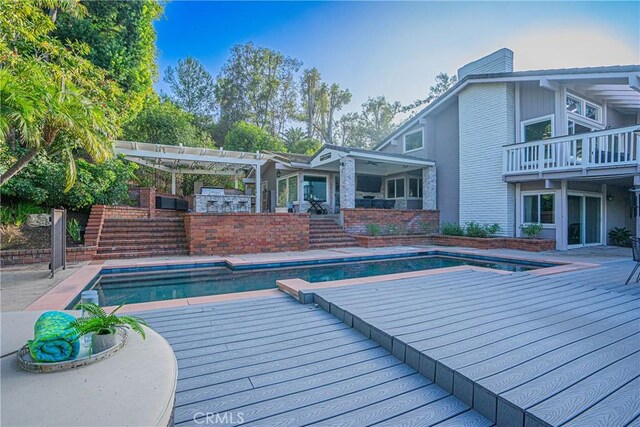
[{"x1": 504, "y1": 125, "x2": 640, "y2": 175}]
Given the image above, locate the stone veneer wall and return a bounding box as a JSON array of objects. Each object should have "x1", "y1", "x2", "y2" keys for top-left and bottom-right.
[
  {"x1": 184, "y1": 213, "x2": 310, "y2": 256},
  {"x1": 342, "y1": 208, "x2": 440, "y2": 235}
]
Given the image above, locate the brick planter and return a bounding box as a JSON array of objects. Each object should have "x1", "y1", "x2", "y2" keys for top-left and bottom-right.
[
  {"x1": 184, "y1": 213, "x2": 310, "y2": 256},
  {"x1": 354, "y1": 234, "x2": 432, "y2": 248},
  {"x1": 432, "y1": 235, "x2": 555, "y2": 252},
  {"x1": 342, "y1": 208, "x2": 440, "y2": 235}
]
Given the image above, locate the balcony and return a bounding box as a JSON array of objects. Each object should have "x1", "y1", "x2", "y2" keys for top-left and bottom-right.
[{"x1": 503, "y1": 125, "x2": 640, "y2": 181}]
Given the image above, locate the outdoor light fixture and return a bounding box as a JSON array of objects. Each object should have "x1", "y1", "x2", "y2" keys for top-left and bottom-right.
[
  {"x1": 276, "y1": 170, "x2": 281, "y2": 178},
  {"x1": 607, "y1": 193, "x2": 614, "y2": 202}
]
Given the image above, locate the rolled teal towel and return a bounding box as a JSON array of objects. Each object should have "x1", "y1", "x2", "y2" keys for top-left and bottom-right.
[{"x1": 27, "y1": 311, "x2": 80, "y2": 363}]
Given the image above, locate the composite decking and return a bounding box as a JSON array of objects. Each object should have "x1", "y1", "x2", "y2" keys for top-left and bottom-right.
[
  {"x1": 138, "y1": 296, "x2": 491, "y2": 426},
  {"x1": 310, "y1": 260, "x2": 640, "y2": 427}
]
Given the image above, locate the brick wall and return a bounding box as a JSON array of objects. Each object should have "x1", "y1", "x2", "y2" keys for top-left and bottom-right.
[
  {"x1": 0, "y1": 246, "x2": 97, "y2": 266},
  {"x1": 342, "y1": 208, "x2": 440, "y2": 235},
  {"x1": 354, "y1": 235, "x2": 433, "y2": 248},
  {"x1": 432, "y1": 235, "x2": 555, "y2": 252},
  {"x1": 104, "y1": 206, "x2": 150, "y2": 219},
  {"x1": 139, "y1": 187, "x2": 156, "y2": 217},
  {"x1": 184, "y1": 213, "x2": 310, "y2": 255}
]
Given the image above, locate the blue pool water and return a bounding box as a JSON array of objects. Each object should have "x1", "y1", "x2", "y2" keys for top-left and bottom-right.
[{"x1": 83, "y1": 253, "x2": 553, "y2": 306}]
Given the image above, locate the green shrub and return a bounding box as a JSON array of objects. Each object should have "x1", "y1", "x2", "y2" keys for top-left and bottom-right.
[
  {"x1": 486, "y1": 223, "x2": 501, "y2": 237},
  {"x1": 465, "y1": 222, "x2": 488, "y2": 238},
  {"x1": 520, "y1": 223, "x2": 544, "y2": 239},
  {"x1": 67, "y1": 218, "x2": 82, "y2": 243},
  {"x1": 385, "y1": 224, "x2": 399, "y2": 235},
  {"x1": 420, "y1": 221, "x2": 437, "y2": 234},
  {"x1": 366, "y1": 223, "x2": 382, "y2": 236},
  {"x1": 441, "y1": 222, "x2": 464, "y2": 236},
  {"x1": 608, "y1": 227, "x2": 631, "y2": 247},
  {"x1": 0, "y1": 202, "x2": 46, "y2": 226}
]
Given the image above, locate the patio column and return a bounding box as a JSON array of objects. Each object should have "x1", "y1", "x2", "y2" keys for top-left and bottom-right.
[
  {"x1": 255, "y1": 163, "x2": 261, "y2": 213},
  {"x1": 422, "y1": 166, "x2": 437, "y2": 210},
  {"x1": 635, "y1": 176, "x2": 640, "y2": 238},
  {"x1": 171, "y1": 173, "x2": 176, "y2": 195},
  {"x1": 339, "y1": 156, "x2": 356, "y2": 211}
]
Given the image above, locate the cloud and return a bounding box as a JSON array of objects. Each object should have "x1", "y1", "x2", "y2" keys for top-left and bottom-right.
[{"x1": 510, "y1": 25, "x2": 639, "y2": 71}]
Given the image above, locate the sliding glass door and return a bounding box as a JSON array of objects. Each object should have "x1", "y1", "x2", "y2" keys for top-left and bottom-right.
[{"x1": 568, "y1": 194, "x2": 602, "y2": 247}]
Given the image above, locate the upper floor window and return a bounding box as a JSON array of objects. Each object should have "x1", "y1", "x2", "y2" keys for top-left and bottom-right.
[
  {"x1": 566, "y1": 94, "x2": 601, "y2": 123},
  {"x1": 522, "y1": 115, "x2": 553, "y2": 142},
  {"x1": 404, "y1": 130, "x2": 423, "y2": 153}
]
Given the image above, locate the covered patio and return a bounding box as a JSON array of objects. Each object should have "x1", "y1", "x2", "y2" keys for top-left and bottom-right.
[
  {"x1": 114, "y1": 141, "x2": 271, "y2": 212},
  {"x1": 264, "y1": 144, "x2": 437, "y2": 216}
]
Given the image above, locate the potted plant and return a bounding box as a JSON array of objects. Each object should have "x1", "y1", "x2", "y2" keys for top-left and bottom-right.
[{"x1": 70, "y1": 303, "x2": 147, "y2": 353}]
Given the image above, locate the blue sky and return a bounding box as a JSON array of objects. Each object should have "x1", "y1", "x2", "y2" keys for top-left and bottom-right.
[{"x1": 154, "y1": 1, "x2": 640, "y2": 113}]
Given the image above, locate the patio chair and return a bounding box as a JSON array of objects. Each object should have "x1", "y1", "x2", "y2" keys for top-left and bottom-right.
[{"x1": 625, "y1": 237, "x2": 640, "y2": 285}]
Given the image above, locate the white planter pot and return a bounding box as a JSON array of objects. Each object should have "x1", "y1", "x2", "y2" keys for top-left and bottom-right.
[{"x1": 92, "y1": 332, "x2": 117, "y2": 353}]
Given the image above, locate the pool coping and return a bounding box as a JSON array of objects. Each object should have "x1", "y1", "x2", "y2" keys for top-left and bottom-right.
[{"x1": 25, "y1": 246, "x2": 598, "y2": 313}]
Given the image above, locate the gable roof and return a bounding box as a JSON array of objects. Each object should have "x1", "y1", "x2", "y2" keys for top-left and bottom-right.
[{"x1": 375, "y1": 64, "x2": 640, "y2": 150}]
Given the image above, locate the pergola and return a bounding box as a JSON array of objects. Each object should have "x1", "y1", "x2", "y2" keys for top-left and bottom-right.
[{"x1": 113, "y1": 141, "x2": 271, "y2": 212}]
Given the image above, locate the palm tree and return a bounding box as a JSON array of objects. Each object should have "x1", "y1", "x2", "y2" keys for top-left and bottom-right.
[{"x1": 0, "y1": 64, "x2": 117, "y2": 190}]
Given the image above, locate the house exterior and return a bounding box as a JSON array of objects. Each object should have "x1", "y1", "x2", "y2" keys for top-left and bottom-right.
[{"x1": 374, "y1": 48, "x2": 640, "y2": 250}]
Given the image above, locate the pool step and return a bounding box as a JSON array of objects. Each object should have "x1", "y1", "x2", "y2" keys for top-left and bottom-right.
[{"x1": 308, "y1": 218, "x2": 357, "y2": 249}]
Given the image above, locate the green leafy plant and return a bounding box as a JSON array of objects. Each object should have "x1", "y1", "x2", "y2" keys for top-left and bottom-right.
[
  {"x1": 69, "y1": 303, "x2": 147, "y2": 339},
  {"x1": 67, "y1": 218, "x2": 82, "y2": 243},
  {"x1": 385, "y1": 224, "x2": 399, "y2": 235},
  {"x1": 520, "y1": 223, "x2": 544, "y2": 239},
  {"x1": 365, "y1": 223, "x2": 382, "y2": 236},
  {"x1": 420, "y1": 221, "x2": 436, "y2": 234},
  {"x1": 465, "y1": 222, "x2": 488, "y2": 238},
  {"x1": 486, "y1": 223, "x2": 501, "y2": 237},
  {"x1": 608, "y1": 227, "x2": 631, "y2": 247},
  {"x1": 441, "y1": 222, "x2": 464, "y2": 236},
  {"x1": 0, "y1": 202, "x2": 45, "y2": 226}
]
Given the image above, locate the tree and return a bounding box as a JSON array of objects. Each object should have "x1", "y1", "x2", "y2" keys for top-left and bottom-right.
[
  {"x1": 163, "y1": 57, "x2": 217, "y2": 117},
  {"x1": 300, "y1": 68, "x2": 322, "y2": 139},
  {"x1": 402, "y1": 72, "x2": 458, "y2": 115},
  {"x1": 282, "y1": 127, "x2": 321, "y2": 155},
  {"x1": 334, "y1": 113, "x2": 367, "y2": 148},
  {"x1": 316, "y1": 83, "x2": 351, "y2": 144},
  {"x1": 224, "y1": 122, "x2": 286, "y2": 153},
  {"x1": 53, "y1": 0, "x2": 163, "y2": 117},
  {"x1": 123, "y1": 98, "x2": 214, "y2": 148},
  {"x1": 359, "y1": 96, "x2": 402, "y2": 147},
  {"x1": 215, "y1": 43, "x2": 302, "y2": 136},
  {"x1": 0, "y1": 0, "x2": 155, "y2": 189}
]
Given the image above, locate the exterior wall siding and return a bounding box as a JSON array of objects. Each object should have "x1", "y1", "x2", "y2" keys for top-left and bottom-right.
[
  {"x1": 459, "y1": 83, "x2": 516, "y2": 236},
  {"x1": 378, "y1": 122, "x2": 427, "y2": 157},
  {"x1": 519, "y1": 81, "x2": 555, "y2": 122}
]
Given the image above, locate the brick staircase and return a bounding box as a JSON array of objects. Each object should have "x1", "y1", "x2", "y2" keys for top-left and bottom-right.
[
  {"x1": 308, "y1": 216, "x2": 357, "y2": 249},
  {"x1": 95, "y1": 217, "x2": 188, "y2": 259}
]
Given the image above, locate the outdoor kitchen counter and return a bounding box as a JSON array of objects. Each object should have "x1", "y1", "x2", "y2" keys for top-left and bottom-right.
[
  {"x1": 0, "y1": 311, "x2": 177, "y2": 427},
  {"x1": 193, "y1": 193, "x2": 252, "y2": 213}
]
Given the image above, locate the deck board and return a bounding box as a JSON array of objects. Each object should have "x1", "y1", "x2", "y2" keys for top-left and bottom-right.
[
  {"x1": 312, "y1": 260, "x2": 640, "y2": 426},
  {"x1": 139, "y1": 295, "x2": 489, "y2": 426}
]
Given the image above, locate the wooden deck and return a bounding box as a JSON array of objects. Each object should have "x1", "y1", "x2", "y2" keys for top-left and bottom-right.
[
  {"x1": 138, "y1": 296, "x2": 491, "y2": 426},
  {"x1": 311, "y1": 259, "x2": 640, "y2": 427}
]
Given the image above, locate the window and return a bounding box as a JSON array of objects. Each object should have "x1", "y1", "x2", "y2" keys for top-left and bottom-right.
[
  {"x1": 566, "y1": 93, "x2": 601, "y2": 123},
  {"x1": 277, "y1": 174, "x2": 298, "y2": 207},
  {"x1": 386, "y1": 178, "x2": 405, "y2": 199},
  {"x1": 523, "y1": 193, "x2": 555, "y2": 225},
  {"x1": 404, "y1": 130, "x2": 423, "y2": 152},
  {"x1": 408, "y1": 177, "x2": 423, "y2": 198},
  {"x1": 566, "y1": 95, "x2": 582, "y2": 115},
  {"x1": 303, "y1": 175, "x2": 327, "y2": 201},
  {"x1": 522, "y1": 116, "x2": 553, "y2": 142}
]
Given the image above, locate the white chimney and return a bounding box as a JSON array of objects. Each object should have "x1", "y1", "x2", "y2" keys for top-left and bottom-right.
[{"x1": 457, "y1": 48, "x2": 514, "y2": 80}]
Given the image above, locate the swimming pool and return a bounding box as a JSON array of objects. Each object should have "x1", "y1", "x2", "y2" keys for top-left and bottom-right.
[{"x1": 77, "y1": 252, "x2": 555, "y2": 306}]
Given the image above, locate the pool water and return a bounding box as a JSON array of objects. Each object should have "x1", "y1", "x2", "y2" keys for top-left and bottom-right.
[{"x1": 90, "y1": 254, "x2": 548, "y2": 306}]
